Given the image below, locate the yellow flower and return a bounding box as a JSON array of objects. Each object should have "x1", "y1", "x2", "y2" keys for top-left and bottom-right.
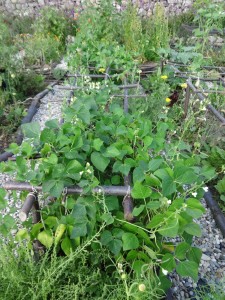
[
  {"x1": 180, "y1": 83, "x2": 187, "y2": 89},
  {"x1": 99, "y1": 68, "x2": 106, "y2": 73},
  {"x1": 160, "y1": 75, "x2": 168, "y2": 80},
  {"x1": 165, "y1": 97, "x2": 171, "y2": 103}
]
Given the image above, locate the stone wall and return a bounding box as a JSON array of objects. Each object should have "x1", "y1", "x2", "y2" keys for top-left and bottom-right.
[{"x1": 0, "y1": 0, "x2": 193, "y2": 17}]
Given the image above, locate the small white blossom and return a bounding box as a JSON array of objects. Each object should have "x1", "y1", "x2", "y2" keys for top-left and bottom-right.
[
  {"x1": 162, "y1": 269, "x2": 168, "y2": 275},
  {"x1": 192, "y1": 192, "x2": 197, "y2": 197},
  {"x1": 167, "y1": 200, "x2": 172, "y2": 205},
  {"x1": 79, "y1": 171, "x2": 83, "y2": 176},
  {"x1": 203, "y1": 187, "x2": 208, "y2": 192}
]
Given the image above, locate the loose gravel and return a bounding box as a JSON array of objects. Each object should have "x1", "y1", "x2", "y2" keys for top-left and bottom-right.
[{"x1": 0, "y1": 69, "x2": 224, "y2": 300}]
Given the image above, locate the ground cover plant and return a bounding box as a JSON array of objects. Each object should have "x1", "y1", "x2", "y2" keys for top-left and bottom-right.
[
  {"x1": 0, "y1": 8, "x2": 76, "y2": 151},
  {"x1": 0, "y1": 0, "x2": 225, "y2": 298}
]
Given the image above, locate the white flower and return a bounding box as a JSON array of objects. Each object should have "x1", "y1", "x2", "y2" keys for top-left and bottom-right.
[
  {"x1": 203, "y1": 187, "x2": 208, "y2": 192},
  {"x1": 138, "y1": 283, "x2": 146, "y2": 292},
  {"x1": 167, "y1": 200, "x2": 172, "y2": 205},
  {"x1": 192, "y1": 192, "x2": 197, "y2": 197},
  {"x1": 162, "y1": 268, "x2": 168, "y2": 275},
  {"x1": 87, "y1": 169, "x2": 92, "y2": 174},
  {"x1": 79, "y1": 171, "x2": 83, "y2": 176},
  {"x1": 118, "y1": 263, "x2": 123, "y2": 270}
]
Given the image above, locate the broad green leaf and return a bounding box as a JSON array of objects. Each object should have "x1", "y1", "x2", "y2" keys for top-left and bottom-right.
[
  {"x1": 101, "y1": 212, "x2": 114, "y2": 225},
  {"x1": 143, "y1": 245, "x2": 157, "y2": 260},
  {"x1": 133, "y1": 205, "x2": 145, "y2": 217},
  {"x1": 45, "y1": 119, "x2": 59, "y2": 129},
  {"x1": 105, "y1": 196, "x2": 119, "y2": 211},
  {"x1": 187, "y1": 247, "x2": 202, "y2": 265},
  {"x1": 40, "y1": 128, "x2": 55, "y2": 144},
  {"x1": 70, "y1": 223, "x2": 87, "y2": 238},
  {"x1": 131, "y1": 181, "x2": 152, "y2": 199},
  {"x1": 15, "y1": 229, "x2": 30, "y2": 241},
  {"x1": 176, "y1": 260, "x2": 198, "y2": 281},
  {"x1": 100, "y1": 230, "x2": 113, "y2": 245},
  {"x1": 158, "y1": 218, "x2": 179, "y2": 237},
  {"x1": 161, "y1": 253, "x2": 176, "y2": 272},
  {"x1": 72, "y1": 204, "x2": 87, "y2": 223},
  {"x1": 111, "y1": 175, "x2": 121, "y2": 185},
  {"x1": 186, "y1": 198, "x2": 205, "y2": 218},
  {"x1": 108, "y1": 239, "x2": 122, "y2": 255},
  {"x1": 175, "y1": 242, "x2": 190, "y2": 260},
  {"x1": 119, "y1": 164, "x2": 131, "y2": 176},
  {"x1": 147, "y1": 214, "x2": 164, "y2": 229},
  {"x1": 66, "y1": 160, "x2": 83, "y2": 173},
  {"x1": 122, "y1": 232, "x2": 139, "y2": 251},
  {"x1": 147, "y1": 201, "x2": 161, "y2": 210},
  {"x1": 61, "y1": 236, "x2": 73, "y2": 256},
  {"x1": 162, "y1": 176, "x2": 176, "y2": 196},
  {"x1": 93, "y1": 138, "x2": 103, "y2": 151},
  {"x1": 42, "y1": 180, "x2": 64, "y2": 198},
  {"x1": 148, "y1": 159, "x2": 163, "y2": 171},
  {"x1": 143, "y1": 136, "x2": 153, "y2": 149},
  {"x1": 37, "y1": 230, "x2": 53, "y2": 248},
  {"x1": 132, "y1": 260, "x2": 145, "y2": 277},
  {"x1": 184, "y1": 222, "x2": 202, "y2": 237},
  {"x1": 104, "y1": 145, "x2": 121, "y2": 157},
  {"x1": 91, "y1": 152, "x2": 110, "y2": 172},
  {"x1": 133, "y1": 167, "x2": 145, "y2": 183},
  {"x1": 44, "y1": 216, "x2": 58, "y2": 228},
  {"x1": 22, "y1": 122, "x2": 40, "y2": 139},
  {"x1": 216, "y1": 177, "x2": 225, "y2": 194}
]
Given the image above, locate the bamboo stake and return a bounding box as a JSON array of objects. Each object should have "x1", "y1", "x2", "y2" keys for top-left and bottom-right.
[
  {"x1": 3, "y1": 181, "x2": 130, "y2": 196},
  {"x1": 19, "y1": 192, "x2": 37, "y2": 222}
]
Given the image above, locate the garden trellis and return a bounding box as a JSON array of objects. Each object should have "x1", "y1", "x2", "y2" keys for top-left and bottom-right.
[{"x1": 1, "y1": 60, "x2": 225, "y2": 239}]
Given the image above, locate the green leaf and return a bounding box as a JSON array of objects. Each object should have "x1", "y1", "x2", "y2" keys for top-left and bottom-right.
[
  {"x1": 101, "y1": 212, "x2": 114, "y2": 225},
  {"x1": 187, "y1": 247, "x2": 202, "y2": 265},
  {"x1": 111, "y1": 175, "x2": 121, "y2": 185},
  {"x1": 61, "y1": 236, "x2": 73, "y2": 256},
  {"x1": 91, "y1": 152, "x2": 110, "y2": 172},
  {"x1": 72, "y1": 204, "x2": 87, "y2": 223},
  {"x1": 40, "y1": 128, "x2": 55, "y2": 144},
  {"x1": 161, "y1": 253, "x2": 176, "y2": 272},
  {"x1": 108, "y1": 239, "x2": 122, "y2": 255},
  {"x1": 15, "y1": 229, "x2": 30, "y2": 241},
  {"x1": 104, "y1": 145, "x2": 121, "y2": 157},
  {"x1": 70, "y1": 223, "x2": 87, "y2": 238},
  {"x1": 133, "y1": 167, "x2": 145, "y2": 183},
  {"x1": 105, "y1": 196, "x2": 119, "y2": 211},
  {"x1": 175, "y1": 242, "x2": 191, "y2": 260},
  {"x1": 143, "y1": 136, "x2": 153, "y2": 149},
  {"x1": 216, "y1": 177, "x2": 225, "y2": 194},
  {"x1": 131, "y1": 181, "x2": 152, "y2": 199},
  {"x1": 146, "y1": 201, "x2": 161, "y2": 210},
  {"x1": 148, "y1": 159, "x2": 163, "y2": 171},
  {"x1": 186, "y1": 198, "x2": 205, "y2": 218},
  {"x1": 45, "y1": 119, "x2": 59, "y2": 129},
  {"x1": 37, "y1": 230, "x2": 53, "y2": 248},
  {"x1": 122, "y1": 232, "x2": 139, "y2": 251},
  {"x1": 162, "y1": 176, "x2": 176, "y2": 196},
  {"x1": 66, "y1": 160, "x2": 83, "y2": 173},
  {"x1": 0, "y1": 188, "x2": 7, "y2": 210},
  {"x1": 93, "y1": 138, "x2": 103, "y2": 151},
  {"x1": 133, "y1": 205, "x2": 145, "y2": 217},
  {"x1": 100, "y1": 230, "x2": 113, "y2": 245},
  {"x1": 22, "y1": 122, "x2": 40, "y2": 139},
  {"x1": 42, "y1": 180, "x2": 64, "y2": 198},
  {"x1": 184, "y1": 222, "x2": 202, "y2": 237},
  {"x1": 176, "y1": 260, "x2": 198, "y2": 281},
  {"x1": 158, "y1": 218, "x2": 179, "y2": 237},
  {"x1": 44, "y1": 216, "x2": 58, "y2": 228},
  {"x1": 119, "y1": 164, "x2": 131, "y2": 176}
]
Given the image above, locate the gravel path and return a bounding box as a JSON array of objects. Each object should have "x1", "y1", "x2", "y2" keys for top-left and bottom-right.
[{"x1": 0, "y1": 73, "x2": 224, "y2": 300}]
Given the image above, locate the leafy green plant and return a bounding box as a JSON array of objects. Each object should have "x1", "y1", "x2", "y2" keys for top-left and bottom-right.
[{"x1": 0, "y1": 78, "x2": 216, "y2": 293}]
